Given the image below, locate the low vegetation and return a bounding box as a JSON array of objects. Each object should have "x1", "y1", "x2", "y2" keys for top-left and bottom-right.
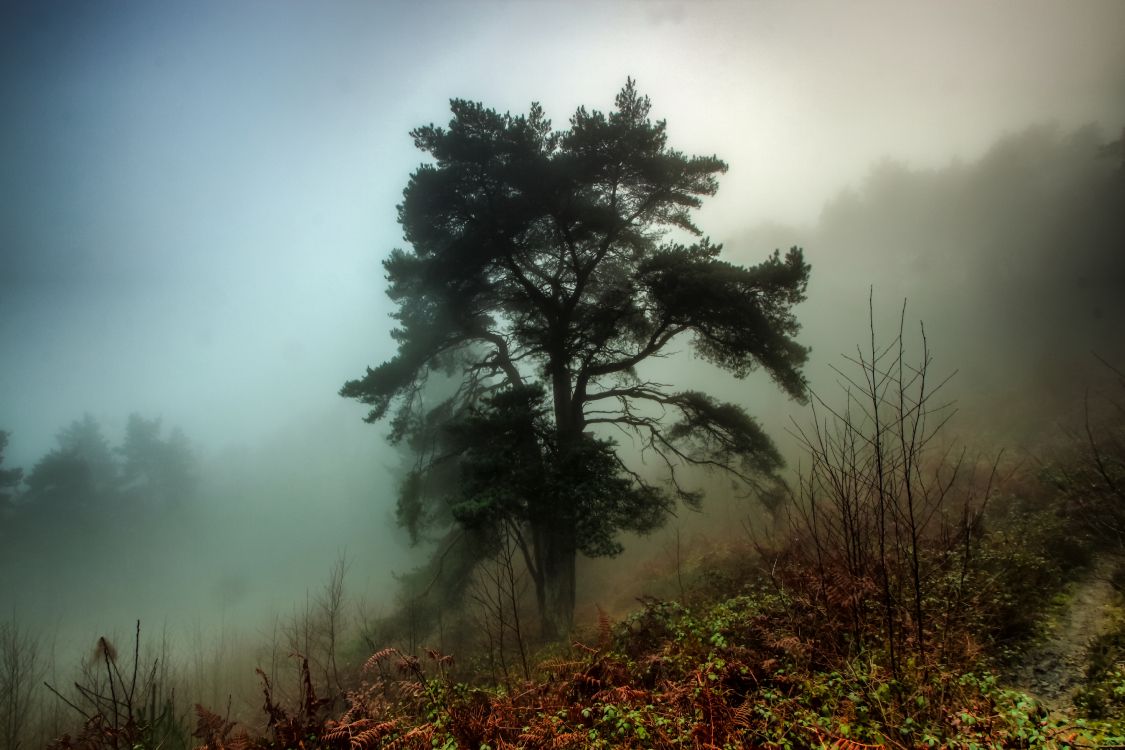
[
  {"x1": 38, "y1": 531, "x2": 1125, "y2": 750},
  {"x1": 21, "y1": 330, "x2": 1125, "y2": 750}
]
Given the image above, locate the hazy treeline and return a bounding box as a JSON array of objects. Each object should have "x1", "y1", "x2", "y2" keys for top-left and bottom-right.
[
  {"x1": 0, "y1": 414, "x2": 200, "y2": 749},
  {"x1": 2, "y1": 414, "x2": 196, "y2": 513},
  {"x1": 0, "y1": 414, "x2": 198, "y2": 627},
  {"x1": 0, "y1": 406, "x2": 421, "y2": 642},
  {"x1": 0, "y1": 409, "x2": 414, "y2": 748},
  {"x1": 736, "y1": 123, "x2": 1125, "y2": 439}
]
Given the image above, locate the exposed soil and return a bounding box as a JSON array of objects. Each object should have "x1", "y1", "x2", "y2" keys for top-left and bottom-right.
[{"x1": 1014, "y1": 556, "x2": 1120, "y2": 709}]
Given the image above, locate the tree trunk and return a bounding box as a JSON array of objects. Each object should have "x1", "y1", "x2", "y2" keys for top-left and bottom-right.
[
  {"x1": 535, "y1": 344, "x2": 580, "y2": 640},
  {"x1": 536, "y1": 521, "x2": 576, "y2": 639}
]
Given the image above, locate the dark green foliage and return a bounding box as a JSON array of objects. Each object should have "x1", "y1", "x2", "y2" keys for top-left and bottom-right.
[
  {"x1": 560, "y1": 435, "x2": 670, "y2": 558},
  {"x1": 1075, "y1": 608, "x2": 1125, "y2": 720},
  {"x1": 448, "y1": 386, "x2": 672, "y2": 558},
  {"x1": 1051, "y1": 383, "x2": 1125, "y2": 553},
  {"x1": 446, "y1": 386, "x2": 551, "y2": 534},
  {"x1": 342, "y1": 80, "x2": 809, "y2": 635},
  {"x1": 972, "y1": 490, "x2": 1097, "y2": 650},
  {"x1": 640, "y1": 243, "x2": 809, "y2": 392}
]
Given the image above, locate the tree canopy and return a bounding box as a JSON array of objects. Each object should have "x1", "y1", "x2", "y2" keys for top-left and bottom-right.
[{"x1": 342, "y1": 80, "x2": 810, "y2": 637}]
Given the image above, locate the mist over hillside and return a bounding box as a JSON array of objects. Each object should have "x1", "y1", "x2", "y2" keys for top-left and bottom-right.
[
  {"x1": 1, "y1": 2, "x2": 1125, "y2": 747},
  {"x1": 10, "y1": 120, "x2": 1118, "y2": 658},
  {"x1": 736, "y1": 123, "x2": 1125, "y2": 444}
]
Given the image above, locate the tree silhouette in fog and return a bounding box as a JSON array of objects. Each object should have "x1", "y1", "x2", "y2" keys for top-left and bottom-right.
[
  {"x1": 0, "y1": 431, "x2": 22, "y2": 512},
  {"x1": 23, "y1": 415, "x2": 116, "y2": 512},
  {"x1": 119, "y1": 414, "x2": 198, "y2": 507},
  {"x1": 24, "y1": 448, "x2": 95, "y2": 511},
  {"x1": 342, "y1": 80, "x2": 810, "y2": 637},
  {"x1": 56, "y1": 413, "x2": 118, "y2": 496},
  {"x1": 13, "y1": 413, "x2": 198, "y2": 520}
]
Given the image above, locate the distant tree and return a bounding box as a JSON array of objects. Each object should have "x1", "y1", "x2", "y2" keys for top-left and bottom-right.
[
  {"x1": 20, "y1": 414, "x2": 121, "y2": 514},
  {"x1": 0, "y1": 432, "x2": 22, "y2": 512},
  {"x1": 23, "y1": 448, "x2": 94, "y2": 510},
  {"x1": 119, "y1": 414, "x2": 197, "y2": 506},
  {"x1": 159, "y1": 426, "x2": 198, "y2": 504},
  {"x1": 120, "y1": 414, "x2": 162, "y2": 487},
  {"x1": 55, "y1": 413, "x2": 118, "y2": 495},
  {"x1": 342, "y1": 80, "x2": 810, "y2": 637}
]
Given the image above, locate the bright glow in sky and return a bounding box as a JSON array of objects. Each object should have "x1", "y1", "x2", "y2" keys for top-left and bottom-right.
[{"x1": 2, "y1": 0, "x2": 1124, "y2": 467}]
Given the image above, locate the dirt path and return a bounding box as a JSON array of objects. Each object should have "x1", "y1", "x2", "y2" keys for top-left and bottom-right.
[{"x1": 1014, "y1": 556, "x2": 1120, "y2": 708}]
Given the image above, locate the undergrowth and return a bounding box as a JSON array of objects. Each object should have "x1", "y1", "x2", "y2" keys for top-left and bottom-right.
[
  {"x1": 1075, "y1": 605, "x2": 1125, "y2": 722},
  {"x1": 172, "y1": 586, "x2": 1122, "y2": 750},
  {"x1": 38, "y1": 496, "x2": 1125, "y2": 750}
]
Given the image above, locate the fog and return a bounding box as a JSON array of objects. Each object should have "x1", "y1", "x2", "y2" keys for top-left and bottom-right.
[{"x1": 2, "y1": 0, "x2": 1124, "y2": 725}]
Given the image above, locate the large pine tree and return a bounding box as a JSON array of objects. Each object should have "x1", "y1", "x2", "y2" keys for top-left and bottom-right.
[{"x1": 342, "y1": 81, "x2": 810, "y2": 637}]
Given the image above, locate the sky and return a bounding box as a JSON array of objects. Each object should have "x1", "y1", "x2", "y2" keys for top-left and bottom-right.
[{"x1": 2, "y1": 1, "x2": 1124, "y2": 470}]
